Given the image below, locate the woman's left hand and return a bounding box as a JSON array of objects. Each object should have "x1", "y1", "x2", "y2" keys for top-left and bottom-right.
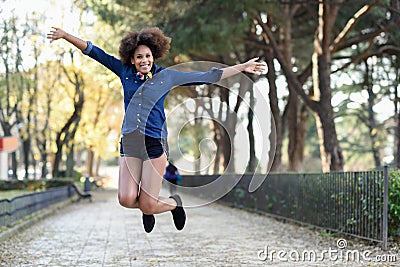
[{"x1": 242, "y1": 57, "x2": 267, "y2": 75}]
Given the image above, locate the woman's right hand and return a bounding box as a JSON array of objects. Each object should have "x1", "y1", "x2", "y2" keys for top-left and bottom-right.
[
  {"x1": 46, "y1": 27, "x2": 88, "y2": 50},
  {"x1": 47, "y1": 27, "x2": 66, "y2": 43}
]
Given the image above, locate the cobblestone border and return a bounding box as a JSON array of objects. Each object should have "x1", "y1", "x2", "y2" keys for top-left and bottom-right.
[{"x1": 0, "y1": 197, "x2": 78, "y2": 243}]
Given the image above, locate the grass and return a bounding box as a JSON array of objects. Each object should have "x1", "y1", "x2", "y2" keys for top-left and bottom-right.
[{"x1": 0, "y1": 190, "x2": 33, "y2": 200}]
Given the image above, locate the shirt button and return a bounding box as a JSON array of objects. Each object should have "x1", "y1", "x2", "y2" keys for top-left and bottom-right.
[
  {"x1": 137, "y1": 113, "x2": 140, "y2": 116},
  {"x1": 139, "y1": 103, "x2": 141, "y2": 106},
  {"x1": 125, "y1": 77, "x2": 128, "y2": 80}
]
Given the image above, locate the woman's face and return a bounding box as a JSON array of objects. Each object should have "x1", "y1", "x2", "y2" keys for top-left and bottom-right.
[{"x1": 132, "y1": 45, "x2": 153, "y2": 74}]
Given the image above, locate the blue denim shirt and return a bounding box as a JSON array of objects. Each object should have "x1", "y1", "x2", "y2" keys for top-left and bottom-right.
[{"x1": 82, "y1": 41, "x2": 223, "y2": 138}]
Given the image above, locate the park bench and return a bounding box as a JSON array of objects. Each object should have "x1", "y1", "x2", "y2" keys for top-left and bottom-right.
[{"x1": 70, "y1": 184, "x2": 92, "y2": 202}]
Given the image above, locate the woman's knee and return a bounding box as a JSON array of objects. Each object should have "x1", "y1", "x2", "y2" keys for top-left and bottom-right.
[
  {"x1": 118, "y1": 193, "x2": 138, "y2": 208},
  {"x1": 138, "y1": 196, "x2": 158, "y2": 214}
]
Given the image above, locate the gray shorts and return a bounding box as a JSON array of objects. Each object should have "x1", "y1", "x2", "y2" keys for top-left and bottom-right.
[{"x1": 119, "y1": 130, "x2": 169, "y2": 160}]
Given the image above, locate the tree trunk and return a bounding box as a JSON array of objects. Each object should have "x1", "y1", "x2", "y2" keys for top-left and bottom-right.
[
  {"x1": 395, "y1": 60, "x2": 400, "y2": 168},
  {"x1": 224, "y1": 114, "x2": 236, "y2": 173},
  {"x1": 314, "y1": 108, "x2": 344, "y2": 171},
  {"x1": 287, "y1": 90, "x2": 299, "y2": 171},
  {"x1": 52, "y1": 89, "x2": 83, "y2": 177},
  {"x1": 280, "y1": 2, "x2": 305, "y2": 172},
  {"x1": 212, "y1": 122, "x2": 222, "y2": 174},
  {"x1": 66, "y1": 143, "x2": 75, "y2": 178},
  {"x1": 364, "y1": 60, "x2": 381, "y2": 168},
  {"x1": 312, "y1": 2, "x2": 344, "y2": 171},
  {"x1": 22, "y1": 139, "x2": 30, "y2": 180},
  {"x1": 87, "y1": 149, "x2": 95, "y2": 177},
  {"x1": 246, "y1": 86, "x2": 257, "y2": 172},
  {"x1": 53, "y1": 138, "x2": 63, "y2": 178},
  {"x1": 296, "y1": 104, "x2": 309, "y2": 170},
  {"x1": 40, "y1": 144, "x2": 48, "y2": 179},
  {"x1": 193, "y1": 106, "x2": 202, "y2": 175},
  {"x1": 265, "y1": 50, "x2": 282, "y2": 172},
  {"x1": 52, "y1": 54, "x2": 84, "y2": 177},
  {"x1": 215, "y1": 86, "x2": 234, "y2": 173}
]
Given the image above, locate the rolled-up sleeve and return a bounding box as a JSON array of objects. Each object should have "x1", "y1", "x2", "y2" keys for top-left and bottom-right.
[{"x1": 81, "y1": 41, "x2": 93, "y2": 55}]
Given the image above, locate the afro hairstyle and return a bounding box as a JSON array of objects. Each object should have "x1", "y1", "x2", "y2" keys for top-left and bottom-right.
[{"x1": 118, "y1": 27, "x2": 171, "y2": 65}]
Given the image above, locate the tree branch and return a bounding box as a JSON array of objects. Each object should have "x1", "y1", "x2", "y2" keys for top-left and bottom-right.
[
  {"x1": 253, "y1": 12, "x2": 319, "y2": 112},
  {"x1": 331, "y1": 1, "x2": 378, "y2": 53},
  {"x1": 334, "y1": 44, "x2": 400, "y2": 73},
  {"x1": 333, "y1": 23, "x2": 399, "y2": 53}
]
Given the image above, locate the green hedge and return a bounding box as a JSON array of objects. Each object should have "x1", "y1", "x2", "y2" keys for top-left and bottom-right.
[
  {"x1": 389, "y1": 169, "x2": 400, "y2": 237},
  {"x1": 0, "y1": 178, "x2": 75, "y2": 191}
]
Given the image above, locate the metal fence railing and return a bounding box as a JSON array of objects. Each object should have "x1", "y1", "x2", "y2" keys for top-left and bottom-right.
[
  {"x1": 0, "y1": 186, "x2": 76, "y2": 228},
  {"x1": 181, "y1": 167, "x2": 389, "y2": 249}
]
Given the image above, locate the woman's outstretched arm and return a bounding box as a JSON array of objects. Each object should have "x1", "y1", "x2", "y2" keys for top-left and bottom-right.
[
  {"x1": 220, "y1": 57, "x2": 266, "y2": 79},
  {"x1": 47, "y1": 27, "x2": 87, "y2": 50},
  {"x1": 47, "y1": 27, "x2": 124, "y2": 76}
]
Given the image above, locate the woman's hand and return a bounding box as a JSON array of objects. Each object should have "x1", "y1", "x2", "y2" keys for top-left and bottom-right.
[
  {"x1": 46, "y1": 27, "x2": 88, "y2": 50},
  {"x1": 47, "y1": 27, "x2": 67, "y2": 43},
  {"x1": 220, "y1": 57, "x2": 267, "y2": 79},
  {"x1": 241, "y1": 57, "x2": 267, "y2": 75}
]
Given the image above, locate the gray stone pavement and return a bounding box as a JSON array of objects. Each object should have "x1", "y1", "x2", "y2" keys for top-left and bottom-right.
[{"x1": 0, "y1": 187, "x2": 399, "y2": 267}]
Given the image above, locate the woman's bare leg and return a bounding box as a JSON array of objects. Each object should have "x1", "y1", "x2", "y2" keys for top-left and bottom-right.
[
  {"x1": 118, "y1": 156, "x2": 143, "y2": 208},
  {"x1": 138, "y1": 154, "x2": 177, "y2": 214}
]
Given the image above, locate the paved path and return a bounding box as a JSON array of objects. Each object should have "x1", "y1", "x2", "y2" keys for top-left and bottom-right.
[{"x1": 0, "y1": 188, "x2": 398, "y2": 266}]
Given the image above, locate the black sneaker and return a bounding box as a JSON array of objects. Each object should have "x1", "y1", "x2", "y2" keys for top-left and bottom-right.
[
  {"x1": 169, "y1": 194, "x2": 186, "y2": 230},
  {"x1": 142, "y1": 213, "x2": 155, "y2": 233}
]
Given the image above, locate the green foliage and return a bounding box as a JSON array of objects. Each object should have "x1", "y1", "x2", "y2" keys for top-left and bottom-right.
[
  {"x1": 43, "y1": 178, "x2": 75, "y2": 189},
  {"x1": 83, "y1": 0, "x2": 260, "y2": 59},
  {"x1": 388, "y1": 169, "x2": 400, "y2": 237},
  {"x1": 166, "y1": 1, "x2": 247, "y2": 55},
  {"x1": 0, "y1": 180, "x2": 26, "y2": 191},
  {"x1": 0, "y1": 178, "x2": 75, "y2": 192},
  {"x1": 57, "y1": 170, "x2": 83, "y2": 183}
]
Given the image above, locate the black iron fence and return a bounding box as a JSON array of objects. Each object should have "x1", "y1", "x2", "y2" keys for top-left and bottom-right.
[
  {"x1": 181, "y1": 167, "x2": 388, "y2": 249},
  {"x1": 0, "y1": 186, "x2": 76, "y2": 228}
]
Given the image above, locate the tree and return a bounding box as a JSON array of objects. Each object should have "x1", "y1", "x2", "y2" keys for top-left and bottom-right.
[
  {"x1": 256, "y1": 0, "x2": 400, "y2": 171},
  {"x1": 75, "y1": 0, "x2": 400, "y2": 172},
  {"x1": 84, "y1": 0, "x2": 269, "y2": 173},
  {"x1": 35, "y1": 61, "x2": 58, "y2": 178},
  {"x1": 0, "y1": 13, "x2": 27, "y2": 179},
  {"x1": 17, "y1": 12, "x2": 47, "y2": 179},
  {"x1": 0, "y1": 1, "x2": 127, "y2": 180},
  {"x1": 52, "y1": 51, "x2": 85, "y2": 178}
]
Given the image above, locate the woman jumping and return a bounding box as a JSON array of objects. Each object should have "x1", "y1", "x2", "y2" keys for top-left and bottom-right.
[{"x1": 47, "y1": 26, "x2": 266, "y2": 233}]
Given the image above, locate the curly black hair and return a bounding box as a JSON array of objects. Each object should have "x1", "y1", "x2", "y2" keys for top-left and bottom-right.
[{"x1": 118, "y1": 27, "x2": 171, "y2": 65}]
